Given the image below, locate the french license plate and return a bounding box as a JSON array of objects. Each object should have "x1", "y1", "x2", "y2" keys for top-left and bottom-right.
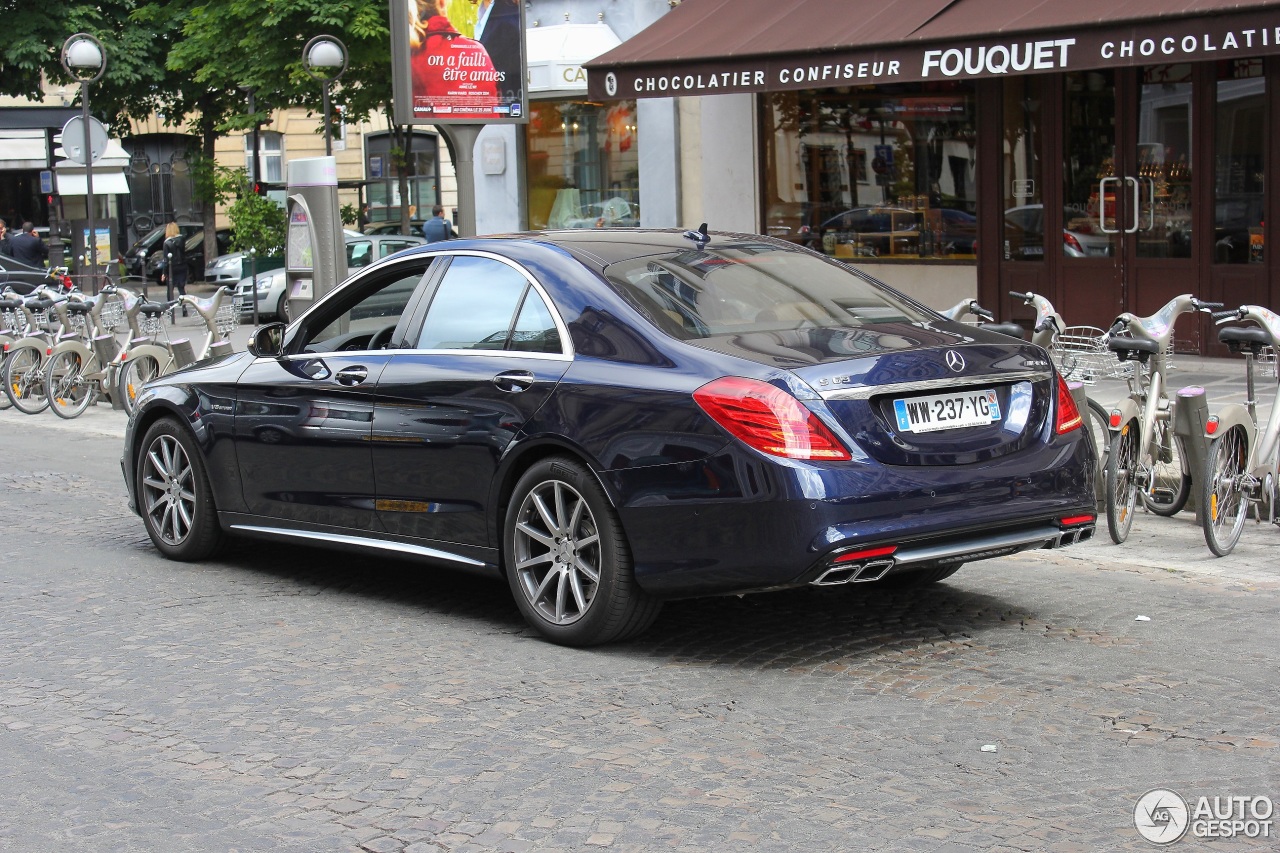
[{"x1": 893, "y1": 389, "x2": 1001, "y2": 433}]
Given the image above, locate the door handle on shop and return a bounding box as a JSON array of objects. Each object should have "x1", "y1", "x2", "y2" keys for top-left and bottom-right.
[
  {"x1": 335, "y1": 366, "x2": 369, "y2": 386},
  {"x1": 492, "y1": 370, "x2": 535, "y2": 392}
]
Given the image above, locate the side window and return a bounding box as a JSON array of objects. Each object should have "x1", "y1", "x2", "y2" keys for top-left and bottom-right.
[
  {"x1": 297, "y1": 261, "x2": 432, "y2": 352},
  {"x1": 347, "y1": 241, "x2": 373, "y2": 268},
  {"x1": 380, "y1": 241, "x2": 411, "y2": 258},
  {"x1": 416, "y1": 256, "x2": 529, "y2": 350},
  {"x1": 510, "y1": 290, "x2": 562, "y2": 353}
]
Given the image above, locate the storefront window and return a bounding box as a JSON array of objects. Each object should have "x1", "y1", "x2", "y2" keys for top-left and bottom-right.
[
  {"x1": 526, "y1": 99, "x2": 639, "y2": 230},
  {"x1": 1063, "y1": 70, "x2": 1119, "y2": 261},
  {"x1": 1214, "y1": 59, "x2": 1265, "y2": 264},
  {"x1": 1137, "y1": 64, "x2": 1193, "y2": 260},
  {"x1": 762, "y1": 83, "x2": 977, "y2": 261},
  {"x1": 1002, "y1": 76, "x2": 1045, "y2": 261}
]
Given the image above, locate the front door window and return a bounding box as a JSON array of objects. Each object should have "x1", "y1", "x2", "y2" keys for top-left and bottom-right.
[
  {"x1": 1135, "y1": 65, "x2": 1193, "y2": 259},
  {"x1": 1214, "y1": 59, "x2": 1266, "y2": 264},
  {"x1": 1063, "y1": 70, "x2": 1119, "y2": 260}
]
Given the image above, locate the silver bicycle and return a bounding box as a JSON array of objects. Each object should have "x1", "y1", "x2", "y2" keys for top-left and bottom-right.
[{"x1": 1199, "y1": 305, "x2": 1280, "y2": 556}]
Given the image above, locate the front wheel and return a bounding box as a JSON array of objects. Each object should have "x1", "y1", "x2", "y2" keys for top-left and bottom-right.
[
  {"x1": 504, "y1": 457, "x2": 661, "y2": 646},
  {"x1": 276, "y1": 292, "x2": 291, "y2": 323},
  {"x1": 1106, "y1": 420, "x2": 1140, "y2": 544},
  {"x1": 46, "y1": 350, "x2": 97, "y2": 420},
  {"x1": 136, "y1": 418, "x2": 224, "y2": 560},
  {"x1": 118, "y1": 354, "x2": 163, "y2": 417},
  {"x1": 1142, "y1": 425, "x2": 1191, "y2": 516},
  {"x1": 1200, "y1": 426, "x2": 1250, "y2": 557},
  {"x1": 3, "y1": 347, "x2": 49, "y2": 414}
]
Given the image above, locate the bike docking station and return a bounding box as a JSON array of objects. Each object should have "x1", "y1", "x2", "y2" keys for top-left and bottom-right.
[
  {"x1": 284, "y1": 157, "x2": 348, "y2": 323},
  {"x1": 1175, "y1": 384, "x2": 1212, "y2": 515}
]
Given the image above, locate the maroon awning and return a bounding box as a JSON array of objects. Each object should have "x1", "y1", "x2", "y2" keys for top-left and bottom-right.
[{"x1": 586, "y1": 0, "x2": 1280, "y2": 99}]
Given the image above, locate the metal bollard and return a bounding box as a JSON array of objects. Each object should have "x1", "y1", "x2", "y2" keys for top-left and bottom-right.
[
  {"x1": 1174, "y1": 385, "x2": 1210, "y2": 516},
  {"x1": 92, "y1": 334, "x2": 121, "y2": 366},
  {"x1": 207, "y1": 340, "x2": 233, "y2": 360},
  {"x1": 170, "y1": 338, "x2": 196, "y2": 369}
]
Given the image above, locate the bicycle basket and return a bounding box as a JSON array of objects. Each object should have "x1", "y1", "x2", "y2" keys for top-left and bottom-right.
[
  {"x1": 1, "y1": 307, "x2": 21, "y2": 334},
  {"x1": 1259, "y1": 345, "x2": 1278, "y2": 379},
  {"x1": 215, "y1": 301, "x2": 237, "y2": 339},
  {"x1": 139, "y1": 312, "x2": 168, "y2": 340},
  {"x1": 1051, "y1": 326, "x2": 1135, "y2": 384},
  {"x1": 97, "y1": 299, "x2": 125, "y2": 334}
]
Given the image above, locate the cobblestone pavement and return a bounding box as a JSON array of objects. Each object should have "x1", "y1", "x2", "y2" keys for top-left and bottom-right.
[{"x1": 2, "y1": 405, "x2": 1278, "y2": 852}]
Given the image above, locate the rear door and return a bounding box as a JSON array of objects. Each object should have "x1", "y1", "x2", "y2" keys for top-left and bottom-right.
[{"x1": 372, "y1": 253, "x2": 571, "y2": 547}]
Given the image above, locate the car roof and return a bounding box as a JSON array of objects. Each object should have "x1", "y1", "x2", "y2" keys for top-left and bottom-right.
[{"x1": 450, "y1": 228, "x2": 775, "y2": 268}]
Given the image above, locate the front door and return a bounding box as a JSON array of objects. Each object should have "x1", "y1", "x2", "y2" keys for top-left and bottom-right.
[{"x1": 1060, "y1": 66, "x2": 1201, "y2": 343}]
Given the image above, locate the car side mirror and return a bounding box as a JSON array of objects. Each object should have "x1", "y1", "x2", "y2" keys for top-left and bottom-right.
[{"x1": 248, "y1": 322, "x2": 287, "y2": 358}]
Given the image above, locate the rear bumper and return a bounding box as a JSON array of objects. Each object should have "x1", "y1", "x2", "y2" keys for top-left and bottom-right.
[{"x1": 610, "y1": 436, "x2": 1095, "y2": 597}]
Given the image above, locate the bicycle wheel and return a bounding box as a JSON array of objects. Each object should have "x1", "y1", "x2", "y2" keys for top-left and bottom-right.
[
  {"x1": 0, "y1": 353, "x2": 10, "y2": 410},
  {"x1": 1142, "y1": 423, "x2": 1191, "y2": 516},
  {"x1": 1201, "y1": 426, "x2": 1250, "y2": 557},
  {"x1": 3, "y1": 347, "x2": 49, "y2": 414},
  {"x1": 1085, "y1": 398, "x2": 1110, "y2": 505},
  {"x1": 118, "y1": 354, "x2": 162, "y2": 417},
  {"x1": 46, "y1": 350, "x2": 96, "y2": 420},
  {"x1": 1106, "y1": 420, "x2": 1140, "y2": 544}
]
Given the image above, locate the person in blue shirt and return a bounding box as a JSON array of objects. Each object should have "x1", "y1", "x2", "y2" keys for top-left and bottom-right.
[{"x1": 422, "y1": 205, "x2": 456, "y2": 242}]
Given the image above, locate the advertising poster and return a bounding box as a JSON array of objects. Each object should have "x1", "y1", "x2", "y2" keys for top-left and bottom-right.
[{"x1": 396, "y1": 0, "x2": 527, "y2": 123}]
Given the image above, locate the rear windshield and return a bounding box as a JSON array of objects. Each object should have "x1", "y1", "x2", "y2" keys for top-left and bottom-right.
[{"x1": 601, "y1": 243, "x2": 932, "y2": 340}]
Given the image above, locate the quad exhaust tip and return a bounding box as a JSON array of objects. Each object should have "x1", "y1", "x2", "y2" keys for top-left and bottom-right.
[{"x1": 811, "y1": 558, "x2": 897, "y2": 586}]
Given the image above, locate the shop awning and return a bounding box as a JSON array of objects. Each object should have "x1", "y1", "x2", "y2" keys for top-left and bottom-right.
[
  {"x1": 586, "y1": 0, "x2": 1280, "y2": 99},
  {"x1": 527, "y1": 22, "x2": 622, "y2": 95},
  {"x1": 55, "y1": 170, "x2": 130, "y2": 196},
  {"x1": 0, "y1": 130, "x2": 50, "y2": 170}
]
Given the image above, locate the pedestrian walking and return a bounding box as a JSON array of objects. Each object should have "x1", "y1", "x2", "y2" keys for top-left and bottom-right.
[
  {"x1": 161, "y1": 222, "x2": 189, "y2": 314},
  {"x1": 422, "y1": 204, "x2": 456, "y2": 243},
  {"x1": 8, "y1": 222, "x2": 48, "y2": 266}
]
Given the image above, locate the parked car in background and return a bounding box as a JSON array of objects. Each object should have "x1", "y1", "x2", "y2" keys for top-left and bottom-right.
[
  {"x1": 143, "y1": 228, "x2": 232, "y2": 284},
  {"x1": 1004, "y1": 205, "x2": 1111, "y2": 259},
  {"x1": 364, "y1": 220, "x2": 428, "y2": 238},
  {"x1": 128, "y1": 228, "x2": 1097, "y2": 647},
  {"x1": 0, "y1": 254, "x2": 58, "y2": 291},
  {"x1": 123, "y1": 224, "x2": 201, "y2": 278},
  {"x1": 233, "y1": 232, "x2": 425, "y2": 322}
]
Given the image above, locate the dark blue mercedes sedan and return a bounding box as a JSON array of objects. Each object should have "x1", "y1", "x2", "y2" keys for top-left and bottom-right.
[{"x1": 122, "y1": 229, "x2": 1095, "y2": 646}]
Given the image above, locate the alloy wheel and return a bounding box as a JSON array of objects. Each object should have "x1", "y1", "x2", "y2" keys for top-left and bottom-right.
[
  {"x1": 512, "y1": 479, "x2": 602, "y2": 625},
  {"x1": 140, "y1": 433, "x2": 197, "y2": 546}
]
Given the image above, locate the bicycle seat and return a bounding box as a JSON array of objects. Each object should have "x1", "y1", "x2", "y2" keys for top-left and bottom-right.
[
  {"x1": 65, "y1": 301, "x2": 92, "y2": 315},
  {"x1": 138, "y1": 301, "x2": 169, "y2": 317},
  {"x1": 25, "y1": 297, "x2": 55, "y2": 311},
  {"x1": 978, "y1": 321, "x2": 1026, "y2": 340},
  {"x1": 1218, "y1": 325, "x2": 1271, "y2": 355},
  {"x1": 0, "y1": 297, "x2": 21, "y2": 311},
  {"x1": 1108, "y1": 336, "x2": 1159, "y2": 361}
]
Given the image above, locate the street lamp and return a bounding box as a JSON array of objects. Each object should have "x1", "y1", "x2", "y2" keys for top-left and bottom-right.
[
  {"x1": 61, "y1": 33, "x2": 106, "y2": 284},
  {"x1": 302, "y1": 36, "x2": 347, "y2": 156}
]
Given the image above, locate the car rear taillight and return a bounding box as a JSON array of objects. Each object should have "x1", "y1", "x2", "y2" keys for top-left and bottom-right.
[
  {"x1": 1059, "y1": 514, "x2": 1096, "y2": 527},
  {"x1": 831, "y1": 545, "x2": 897, "y2": 564},
  {"x1": 1055, "y1": 375, "x2": 1082, "y2": 434},
  {"x1": 693, "y1": 376, "x2": 851, "y2": 461},
  {"x1": 1063, "y1": 231, "x2": 1084, "y2": 254}
]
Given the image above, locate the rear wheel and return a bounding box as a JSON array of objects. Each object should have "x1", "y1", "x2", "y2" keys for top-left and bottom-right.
[
  {"x1": 136, "y1": 418, "x2": 223, "y2": 560},
  {"x1": 1142, "y1": 423, "x2": 1191, "y2": 516},
  {"x1": 46, "y1": 350, "x2": 96, "y2": 420},
  {"x1": 1085, "y1": 398, "x2": 1110, "y2": 505},
  {"x1": 1200, "y1": 426, "x2": 1249, "y2": 557},
  {"x1": 118, "y1": 354, "x2": 162, "y2": 417},
  {"x1": 505, "y1": 457, "x2": 661, "y2": 646},
  {"x1": 1106, "y1": 420, "x2": 1141, "y2": 544},
  {"x1": 0, "y1": 353, "x2": 10, "y2": 410},
  {"x1": 3, "y1": 347, "x2": 49, "y2": 414}
]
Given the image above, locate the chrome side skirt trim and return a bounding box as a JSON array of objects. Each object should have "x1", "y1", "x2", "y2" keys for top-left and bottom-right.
[
  {"x1": 228, "y1": 524, "x2": 486, "y2": 566},
  {"x1": 893, "y1": 525, "x2": 1062, "y2": 566},
  {"x1": 820, "y1": 370, "x2": 1049, "y2": 401}
]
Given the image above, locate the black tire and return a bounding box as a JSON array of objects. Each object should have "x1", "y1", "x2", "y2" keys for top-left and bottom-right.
[
  {"x1": 1085, "y1": 398, "x2": 1110, "y2": 506},
  {"x1": 1141, "y1": 425, "x2": 1191, "y2": 516},
  {"x1": 46, "y1": 350, "x2": 96, "y2": 420},
  {"x1": 136, "y1": 418, "x2": 224, "y2": 561},
  {"x1": 3, "y1": 346, "x2": 49, "y2": 414},
  {"x1": 504, "y1": 457, "x2": 661, "y2": 646},
  {"x1": 0, "y1": 353, "x2": 11, "y2": 410},
  {"x1": 1200, "y1": 425, "x2": 1249, "y2": 557},
  {"x1": 1106, "y1": 420, "x2": 1140, "y2": 544},
  {"x1": 276, "y1": 292, "x2": 291, "y2": 323},
  {"x1": 118, "y1": 354, "x2": 162, "y2": 417},
  {"x1": 878, "y1": 563, "x2": 964, "y2": 589}
]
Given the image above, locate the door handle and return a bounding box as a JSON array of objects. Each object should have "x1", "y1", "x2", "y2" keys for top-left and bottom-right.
[
  {"x1": 1098, "y1": 177, "x2": 1119, "y2": 234},
  {"x1": 335, "y1": 366, "x2": 369, "y2": 386},
  {"x1": 1125, "y1": 177, "x2": 1141, "y2": 234},
  {"x1": 492, "y1": 370, "x2": 535, "y2": 392}
]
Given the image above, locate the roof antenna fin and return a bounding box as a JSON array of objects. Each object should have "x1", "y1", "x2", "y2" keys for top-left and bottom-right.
[{"x1": 682, "y1": 222, "x2": 710, "y2": 246}]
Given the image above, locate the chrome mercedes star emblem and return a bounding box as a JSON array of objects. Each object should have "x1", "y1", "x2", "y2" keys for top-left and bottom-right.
[{"x1": 945, "y1": 350, "x2": 966, "y2": 372}]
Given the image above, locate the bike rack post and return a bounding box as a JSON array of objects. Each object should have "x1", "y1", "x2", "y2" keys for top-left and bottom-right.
[{"x1": 1174, "y1": 385, "x2": 1211, "y2": 517}]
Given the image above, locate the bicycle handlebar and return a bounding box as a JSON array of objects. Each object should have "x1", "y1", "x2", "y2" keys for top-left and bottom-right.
[
  {"x1": 1212, "y1": 308, "x2": 1247, "y2": 324},
  {"x1": 970, "y1": 303, "x2": 995, "y2": 320},
  {"x1": 1191, "y1": 298, "x2": 1225, "y2": 312},
  {"x1": 1008, "y1": 290, "x2": 1032, "y2": 302}
]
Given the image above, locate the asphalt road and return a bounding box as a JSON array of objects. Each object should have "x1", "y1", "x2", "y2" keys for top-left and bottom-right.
[{"x1": 1, "y1": 374, "x2": 1278, "y2": 851}]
